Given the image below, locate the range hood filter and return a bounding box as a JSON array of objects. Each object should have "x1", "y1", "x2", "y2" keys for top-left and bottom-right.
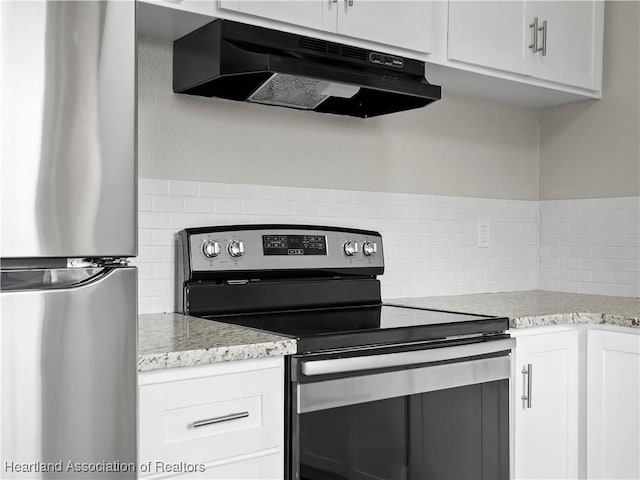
[{"x1": 247, "y1": 73, "x2": 360, "y2": 110}]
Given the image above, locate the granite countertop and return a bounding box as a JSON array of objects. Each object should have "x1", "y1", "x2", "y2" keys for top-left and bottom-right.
[
  {"x1": 139, "y1": 291, "x2": 639, "y2": 372},
  {"x1": 389, "y1": 290, "x2": 640, "y2": 329},
  {"x1": 138, "y1": 313, "x2": 297, "y2": 372}
]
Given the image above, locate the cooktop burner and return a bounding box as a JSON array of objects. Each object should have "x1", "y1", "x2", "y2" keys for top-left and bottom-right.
[{"x1": 205, "y1": 304, "x2": 508, "y2": 353}]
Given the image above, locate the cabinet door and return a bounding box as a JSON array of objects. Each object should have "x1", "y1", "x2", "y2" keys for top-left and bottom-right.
[
  {"x1": 587, "y1": 330, "x2": 640, "y2": 480},
  {"x1": 447, "y1": 1, "x2": 526, "y2": 74},
  {"x1": 336, "y1": 1, "x2": 433, "y2": 53},
  {"x1": 526, "y1": 1, "x2": 603, "y2": 90},
  {"x1": 514, "y1": 330, "x2": 579, "y2": 479},
  {"x1": 218, "y1": 0, "x2": 334, "y2": 32}
]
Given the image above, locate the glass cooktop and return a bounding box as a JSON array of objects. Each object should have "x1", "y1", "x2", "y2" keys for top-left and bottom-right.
[{"x1": 203, "y1": 304, "x2": 508, "y2": 353}]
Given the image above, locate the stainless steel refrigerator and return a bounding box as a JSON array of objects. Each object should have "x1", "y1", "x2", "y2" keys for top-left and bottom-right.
[{"x1": 0, "y1": 2, "x2": 137, "y2": 478}]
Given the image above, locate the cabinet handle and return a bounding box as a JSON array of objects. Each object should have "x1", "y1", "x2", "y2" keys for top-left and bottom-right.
[
  {"x1": 345, "y1": 0, "x2": 354, "y2": 7},
  {"x1": 521, "y1": 364, "x2": 532, "y2": 408},
  {"x1": 528, "y1": 17, "x2": 539, "y2": 53},
  {"x1": 192, "y1": 411, "x2": 249, "y2": 428},
  {"x1": 538, "y1": 20, "x2": 547, "y2": 56},
  {"x1": 331, "y1": 0, "x2": 337, "y2": 3}
]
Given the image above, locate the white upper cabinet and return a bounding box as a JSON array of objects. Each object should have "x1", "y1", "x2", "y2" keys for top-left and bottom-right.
[
  {"x1": 526, "y1": 1, "x2": 603, "y2": 90},
  {"x1": 437, "y1": 0, "x2": 604, "y2": 105},
  {"x1": 218, "y1": 1, "x2": 333, "y2": 32},
  {"x1": 219, "y1": 0, "x2": 433, "y2": 53},
  {"x1": 335, "y1": 1, "x2": 433, "y2": 54},
  {"x1": 448, "y1": 1, "x2": 526, "y2": 74}
]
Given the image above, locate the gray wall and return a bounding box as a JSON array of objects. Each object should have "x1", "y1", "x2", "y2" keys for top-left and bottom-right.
[
  {"x1": 138, "y1": 2, "x2": 638, "y2": 202},
  {"x1": 539, "y1": 1, "x2": 640, "y2": 200},
  {"x1": 138, "y1": 36, "x2": 540, "y2": 200}
]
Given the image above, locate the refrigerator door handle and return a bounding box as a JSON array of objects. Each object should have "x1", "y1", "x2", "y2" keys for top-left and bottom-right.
[{"x1": 0, "y1": 266, "x2": 123, "y2": 292}]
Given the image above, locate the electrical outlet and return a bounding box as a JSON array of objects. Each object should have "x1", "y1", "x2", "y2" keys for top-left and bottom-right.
[{"x1": 478, "y1": 222, "x2": 490, "y2": 248}]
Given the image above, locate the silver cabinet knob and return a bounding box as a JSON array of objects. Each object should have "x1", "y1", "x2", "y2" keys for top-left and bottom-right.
[
  {"x1": 202, "y1": 240, "x2": 220, "y2": 258},
  {"x1": 227, "y1": 240, "x2": 245, "y2": 258},
  {"x1": 362, "y1": 241, "x2": 377, "y2": 256},
  {"x1": 343, "y1": 241, "x2": 359, "y2": 257}
]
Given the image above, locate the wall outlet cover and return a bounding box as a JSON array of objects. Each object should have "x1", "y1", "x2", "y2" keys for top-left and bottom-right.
[{"x1": 478, "y1": 222, "x2": 490, "y2": 248}]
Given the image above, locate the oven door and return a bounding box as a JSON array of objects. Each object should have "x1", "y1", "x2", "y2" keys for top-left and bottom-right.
[{"x1": 289, "y1": 338, "x2": 514, "y2": 480}]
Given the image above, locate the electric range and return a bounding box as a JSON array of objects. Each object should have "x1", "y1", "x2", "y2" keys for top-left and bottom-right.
[{"x1": 179, "y1": 225, "x2": 513, "y2": 480}]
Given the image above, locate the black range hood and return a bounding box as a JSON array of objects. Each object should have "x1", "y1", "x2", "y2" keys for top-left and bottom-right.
[{"x1": 173, "y1": 19, "x2": 441, "y2": 118}]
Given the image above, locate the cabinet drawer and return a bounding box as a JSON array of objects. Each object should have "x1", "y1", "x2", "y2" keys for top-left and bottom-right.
[
  {"x1": 140, "y1": 362, "x2": 284, "y2": 470},
  {"x1": 167, "y1": 453, "x2": 282, "y2": 480}
]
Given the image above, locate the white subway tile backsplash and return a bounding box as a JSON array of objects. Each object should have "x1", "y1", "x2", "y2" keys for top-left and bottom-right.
[
  {"x1": 152, "y1": 195, "x2": 184, "y2": 212},
  {"x1": 539, "y1": 196, "x2": 640, "y2": 296},
  {"x1": 168, "y1": 180, "x2": 199, "y2": 196},
  {"x1": 138, "y1": 178, "x2": 169, "y2": 195},
  {"x1": 138, "y1": 194, "x2": 152, "y2": 212},
  {"x1": 228, "y1": 184, "x2": 257, "y2": 199},
  {"x1": 242, "y1": 199, "x2": 272, "y2": 215},
  {"x1": 136, "y1": 179, "x2": 639, "y2": 313},
  {"x1": 168, "y1": 213, "x2": 200, "y2": 228},
  {"x1": 199, "y1": 182, "x2": 229, "y2": 198},
  {"x1": 138, "y1": 278, "x2": 171, "y2": 297},
  {"x1": 254, "y1": 185, "x2": 285, "y2": 200},
  {"x1": 184, "y1": 197, "x2": 214, "y2": 213},
  {"x1": 138, "y1": 245, "x2": 173, "y2": 263},
  {"x1": 138, "y1": 212, "x2": 169, "y2": 229},
  {"x1": 137, "y1": 178, "x2": 542, "y2": 313},
  {"x1": 138, "y1": 229, "x2": 152, "y2": 246},
  {"x1": 151, "y1": 229, "x2": 178, "y2": 246}
]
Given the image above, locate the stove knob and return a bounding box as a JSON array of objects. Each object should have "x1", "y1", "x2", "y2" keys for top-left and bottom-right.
[
  {"x1": 343, "y1": 241, "x2": 359, "y2": 257},
  {"x1": 363, "y1": 241, "x2": 377, "y2": 256},
  {"x1": 202, "y1": 240, "x2": 220, "y2": 258},
  {"x1": 227, "y1": 240, "x2": 245, "y2": 258}
]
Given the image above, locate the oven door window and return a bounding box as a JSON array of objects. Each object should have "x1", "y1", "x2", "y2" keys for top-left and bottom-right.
[{"x1": 294, "y1": 352, "x2": 511, "y2": 480}]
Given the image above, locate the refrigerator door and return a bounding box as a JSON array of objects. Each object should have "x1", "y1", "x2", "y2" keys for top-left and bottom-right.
[
  {"x1": 0, "y1": 267, "x2": 137, "y2": 478},
  {"x1": 0, "y1": 1, "x2": 136, "y2": 258}
]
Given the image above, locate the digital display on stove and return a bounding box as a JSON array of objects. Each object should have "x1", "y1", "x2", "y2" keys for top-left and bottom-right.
[{"x1": 263, "y1": 235, "x2": 327, "y2": 256}]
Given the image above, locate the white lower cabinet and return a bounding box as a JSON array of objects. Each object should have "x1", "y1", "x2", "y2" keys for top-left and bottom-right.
[
  {"x1": 138, "y1": 356, "x2": 285, "y2": 480},
  {"x1": 587, "y1": 329, "x2": 640, "y2": 479},
  {"x1": 512, "y1": 328, "x2": 580, "y2": 479}
]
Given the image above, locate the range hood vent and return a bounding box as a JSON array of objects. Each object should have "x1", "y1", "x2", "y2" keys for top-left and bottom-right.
[
  {"x1": 173, "y1": 20, "x2": 441, "y2": 118},
  {"x1": 297, "y1": 37, "x2": 368, "y2": 62}
]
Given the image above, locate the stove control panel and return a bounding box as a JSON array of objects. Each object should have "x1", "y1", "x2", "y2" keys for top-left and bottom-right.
[
  {"x1": 263, "y1": 234, "x2": 327, "y2": 256},
  {"x1": 181, "y1": 225, "x2": 384, "y2": 277}
]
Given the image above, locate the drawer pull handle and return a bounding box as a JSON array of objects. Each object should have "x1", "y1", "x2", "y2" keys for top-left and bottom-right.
[{"x1": 192, "y1": 411, "x2": 249, "y2": 428}]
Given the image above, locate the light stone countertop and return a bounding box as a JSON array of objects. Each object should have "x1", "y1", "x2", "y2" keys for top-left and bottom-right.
[
  {"x1": 388, "y1": 290, "x2": 640, "y2": 330},
  {"x1": 139, "y1": 291, "x2": 639, "y2": 372},
  {"x1": 138, "y1": 313, "x2": 297, "y2": 372}
]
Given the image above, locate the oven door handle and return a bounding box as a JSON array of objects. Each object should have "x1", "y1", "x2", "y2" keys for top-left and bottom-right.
[
  {"x1": 297, "y1": 354, "x2": 512, "y2": 413},
  {"x1": 300, "y1": 338, "x2": 515, "y2": 377}
]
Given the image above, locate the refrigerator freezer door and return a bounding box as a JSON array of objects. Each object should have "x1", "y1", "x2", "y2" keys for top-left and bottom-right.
[
  {"x1": 0, "y1": 267, "x2": 137, "y2": 478},
  {"x1": 0, "y1": 1, "x2": 136, "y2": 258}
]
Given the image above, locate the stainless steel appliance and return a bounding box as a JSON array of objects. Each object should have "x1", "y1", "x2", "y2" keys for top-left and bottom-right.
[
  {"x1": 173, "y1": 20, "x2": 441, "y2": 118},
  {"x1": 180, "y1": 225, "x2": 514, "y2": 480},
  {"x1": 0, "y1": 2, "x2": 136, "y2": 478}
]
